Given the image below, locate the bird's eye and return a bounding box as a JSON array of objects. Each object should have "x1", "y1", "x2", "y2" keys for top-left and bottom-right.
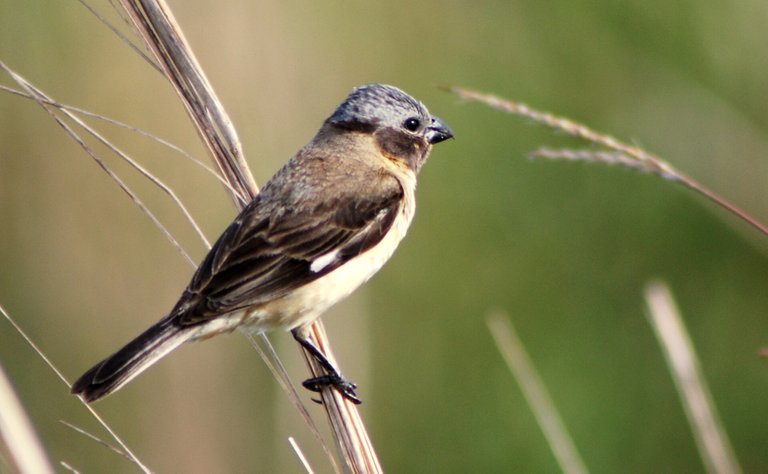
[{"x1": 403, "y1": 117, "x2": 421, "y2": 132}]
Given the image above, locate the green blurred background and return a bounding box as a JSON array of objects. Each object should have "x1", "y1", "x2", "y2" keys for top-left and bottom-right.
[{"x1": 2, "y1": 0, "x2": 768, "y2": 472}]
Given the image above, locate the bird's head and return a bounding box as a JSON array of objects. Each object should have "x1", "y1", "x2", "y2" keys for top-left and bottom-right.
[{"x1": 327, "y1": 84, "x2": 453, "y2": 172}]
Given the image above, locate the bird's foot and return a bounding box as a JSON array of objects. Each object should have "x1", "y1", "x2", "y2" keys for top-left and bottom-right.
[
  {"x1": 302, "y1": 374, "x2": 361, "y2": 405},
  {"x1": 292, "y1": 328, "x2": 362, "y2": 404}
]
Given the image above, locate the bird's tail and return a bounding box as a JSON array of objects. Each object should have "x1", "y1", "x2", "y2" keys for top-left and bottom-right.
[{"x1": 71, "y1": 317, "x2": 190, "y2": 402}]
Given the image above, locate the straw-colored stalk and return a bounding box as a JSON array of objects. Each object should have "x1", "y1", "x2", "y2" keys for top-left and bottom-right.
[{"x1": 645, "y1": 281, "x2": 741, "y2": 474}]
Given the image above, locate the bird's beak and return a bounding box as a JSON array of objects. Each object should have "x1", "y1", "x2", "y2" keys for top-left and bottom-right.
[{"x1": 426, "y1": 116, "x2": 454, "y2": 144}]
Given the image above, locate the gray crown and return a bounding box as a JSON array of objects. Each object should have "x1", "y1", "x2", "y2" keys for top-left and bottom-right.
[{"x1": 328, "y1": 84, "x2": 432, "y2": 130}]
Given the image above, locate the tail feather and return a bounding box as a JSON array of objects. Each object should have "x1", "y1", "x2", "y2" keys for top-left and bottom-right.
[{"x1": 71, "y1": 318, "x2": 190, "y2": 402}]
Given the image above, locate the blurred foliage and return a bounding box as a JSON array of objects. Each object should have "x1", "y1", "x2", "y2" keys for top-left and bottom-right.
[{"x1": 1, "y1": 0, "x2": 767, "y2": 472}]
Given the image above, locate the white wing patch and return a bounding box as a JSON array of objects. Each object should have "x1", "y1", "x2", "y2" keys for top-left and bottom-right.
[{"x1": 310, "y1": 249, "x2": 339, "y2": 273}]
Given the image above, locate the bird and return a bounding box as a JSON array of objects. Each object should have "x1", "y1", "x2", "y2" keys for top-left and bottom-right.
[{"x1": 71, "y1": 83, "x2": 453, "y2": 404}]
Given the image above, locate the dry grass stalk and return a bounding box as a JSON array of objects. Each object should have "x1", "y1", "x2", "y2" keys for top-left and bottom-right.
[
  {"x1": 243, "y1": 333, "x2": 342, "y2": 473},
  {"x1": 0, "y1": 83, "x2": 229, "y2": 182},
  {"x1": 0, "y1": 303, "x2": 150, "y2": 472},
  {"x1": 289, "y1": 436, "x2": 316, "y2": 474},
  {"x1": 486, "y1": 311, "x2": 588, "y2": 474},
  {"x1": 0, "y1": 363, "x2": 55, "y2": 474},
  {"x1": 0, "y1": 60, "x2": 204, "y2": 268},
  {"x1": 117, "y1": 1, "x2": 379, "y2": 471},
  {"x1": 303, "y1": 322, "x2": 383, "y2": 473},
  {"x1": 645, "y1": 281, "x2": 741, "y2": 474},
  {"x1": 118, "y1": 0, "x2": 255, "y2": 206},
  {"x1": 448, "y1": 86, "x2": 768, "y2": 237},
  {"x1": 59, "y1": 421, "x2": 133, "y2": 463},
  {"x1": 59, "y1": 461, "x2": 80, "y2": 474}
]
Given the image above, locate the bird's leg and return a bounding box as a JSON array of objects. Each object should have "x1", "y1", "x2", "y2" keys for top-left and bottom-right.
[{"x1": 291, "y1": 328, "x2": 361, "y2": 404}]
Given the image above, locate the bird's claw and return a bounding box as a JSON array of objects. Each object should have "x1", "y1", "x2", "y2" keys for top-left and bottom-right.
[{"x1": 302, "y1": 374, "x2": 362, "y2": 405}]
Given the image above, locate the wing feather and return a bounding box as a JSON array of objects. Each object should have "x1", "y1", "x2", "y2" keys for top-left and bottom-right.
[{"x1": 173, "y1": 160, "x2": 404, "y2": 326}]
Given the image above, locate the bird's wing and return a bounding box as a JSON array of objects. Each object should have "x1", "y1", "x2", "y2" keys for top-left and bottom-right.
[{"x1": 172, "y1": 168, "x2": 403, "y2": 326}]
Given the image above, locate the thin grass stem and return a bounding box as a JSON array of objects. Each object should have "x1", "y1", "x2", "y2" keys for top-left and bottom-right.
[
  {"x1": 487, "y1": 310, "x2": 589, "y2": 474},
  {"x1": 448, "y1": 85, "x2": 768, "y2": 237},
  {"x1": 645, "y1": 281, "x2": 742, "y2": 474}
]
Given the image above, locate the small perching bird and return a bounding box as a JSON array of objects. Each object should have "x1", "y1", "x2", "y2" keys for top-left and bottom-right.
[{"x1": 71, "y1": 84, "x2": 453, "y2": 403}]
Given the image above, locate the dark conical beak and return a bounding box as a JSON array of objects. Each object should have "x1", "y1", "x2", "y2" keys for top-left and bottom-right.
[{"x1": 426, "y1": 116, "x2": 454, "y2": 144}]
